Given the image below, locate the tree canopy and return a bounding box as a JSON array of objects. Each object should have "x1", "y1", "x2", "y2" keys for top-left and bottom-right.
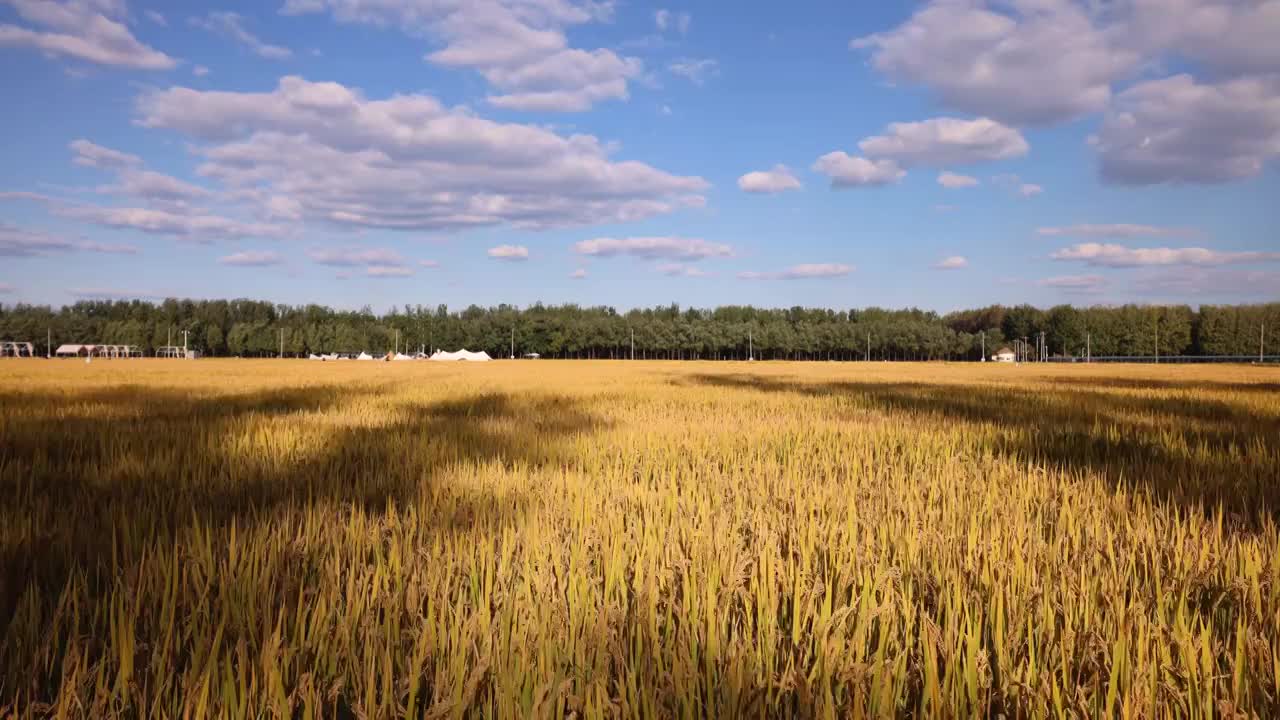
[{"x1": 0, "y1": 299, "x2": 1276, "y2": 360}]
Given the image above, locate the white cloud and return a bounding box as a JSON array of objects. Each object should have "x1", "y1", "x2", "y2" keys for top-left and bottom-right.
[
  {"x1": 144, "y1": 9, "x2": 166, "y2": 26},
  {"x1": 937, "y1": 171, "x2": 979, "y2": 189},
  {"x1": 738, "y1": 165, "x2": 802, "y2": 194},
  {"x1": 0, "y1": 0, "x2": 177, "y2": 70},
  {"x1": 259, "y1": 195, "x2": 302, "y2": 220},
  {"x1": 573, "y1": 236, "x2": 733, "y2": 260},
  {"x1": 1124, "y1": 0, "x2": 1280, "y2": 77},
  {"x1": 1039, "y1": 274, "x2": 1107, "y2": 294},
  {"x1": 136, "y1": 76, "x2": 707, "y2": 231},
  {"x1": 218, "y1": 250, "x2": 283, "y2": 266},
  {"x1": 0, "y1": 191, "x2": 56, "y2": 203},
  {"x1": 488, "y1": 244, "x2": 529, "y2": 260},
  {"x1": 366, "y1": 265, "x2": 414, "y2": 277},
  {"x1": 57, "y1": 205, "x2": 290, "y2": 241},
  {"x1": 70, "y1": 139, "x2": 141, "y2": 169},
  {"x1": 811, "y1": 152, "x2": 904, "y2": 188},
  {"x1": 191, "y1": 11, "x2": 292, "y2": 59},
  {"x1": 483, "y1": 49, "x2": 642, "y2": 111},
  {"x1": 308, "y1": 247, "x2": 405, "y2": 267},
  {"x1": 3, "y1": 172, "x2": 284, "y2": 242},
  {"x1": 851, "y1": 0, "x2": 1135, "y2": 126},
  {"x1": 1037, "y1": 224, "x2": 1201, "y2": 239},
  {"x1": 738, "y1": 263, "x2": 853, "y2": 280},
  {"x1": 0, "y1": 282, "x2": 12, "y2": 294},
  {"x1": 192, "y1": 64, "x2": 210, "y2": 76},
  {"x1": 71, "y1": 138, "x2": 212, "y2": 207},
  {"x1": 933, "y1": 255, "x2": 968, "y2": 270},
  {"x1": 1133, "y1": 267, "x2": 1280, "y2": 298},
  {"x1": 0, "y1": 220, "x2": 138, "y2": 256},
  {"x1": 655, "y1": 9, "x2": 690, "y2": 33},
  {"x1": 860, "y1": 117, "x2": 1028, "y2": 167},
  {"x1": 1050, "y1": 242, "x2": 1280, "y2": 267},
  {"x1": 570, "y1": 267, "x2": 587, "y2": 278},
  {"x1": 656, "y1": 262, "x2": 708, "y2": 277},
  {"x1": 1093, "y1": 73, "x2": 1280, "y2": 185},
  {"x1": 106, "y1": 169, "x2": 211, "y2": 203},
  {"x1": 669, "y1": 57, "x2": 718, "y2": 85},
  {"x1": 418, "y1": 259, "x2": 440, "y2": 268},
  {"x1": 993, "y1": 174, "x2": 1043, "y2": 197},
  {"x1": 280, "y1": 0, "x2": 640, "y2": 112}
]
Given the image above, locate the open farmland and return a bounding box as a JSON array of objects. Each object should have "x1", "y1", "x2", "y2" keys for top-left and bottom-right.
[{"x1": 1, "y1": 360, "x2": 1278, "y2": 717}]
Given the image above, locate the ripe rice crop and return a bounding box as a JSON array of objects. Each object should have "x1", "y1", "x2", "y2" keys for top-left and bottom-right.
[{"x1": 1, "y1": 359, "x2": 1278, "y2": 717}]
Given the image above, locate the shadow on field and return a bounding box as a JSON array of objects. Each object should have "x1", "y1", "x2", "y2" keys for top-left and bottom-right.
[
  {"x1": 0, "y1": 383, "x2": 603, "y2": 672},
  {"x1": 679, "y1": 373, "x2": 1280, "y2": 531},
  {"x1": 1044, "y1": 375, "x2": 1280, "y2": 396}
]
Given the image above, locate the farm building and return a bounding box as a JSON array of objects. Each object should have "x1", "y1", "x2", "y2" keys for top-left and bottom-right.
[{"x1": 991, "y1": 347, "x2": 1016, "y2": 363}]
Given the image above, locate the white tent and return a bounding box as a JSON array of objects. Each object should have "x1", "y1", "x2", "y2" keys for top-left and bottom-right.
[
  {"x1": 55, "y1": 344, "x2": 96, "y2": 357},
  {"x1": 0, "y1": 341, "x2": 36, "y2": 357},
  {"x1": 392, "y1": 353, "x2": 414, "y2": 361},
  {"x1": 356, "y1": 352, "x2": 374, "y2": 361},
  {"x1": 429, "y1": 349, "x2": 492, "y2": 362}
]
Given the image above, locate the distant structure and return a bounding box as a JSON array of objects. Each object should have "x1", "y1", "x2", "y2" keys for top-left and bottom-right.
[
  {"x1": 155, "y1": 346, "x2": 198, "y2": 359},
  {"x1": 991, "y1": 347, "x2": 1016, "y2": 363},
  {"x1": 430, "y1": 349, "x2": 492, "y2": 362},
  {"x1": 0, "y1": 341, "x2": 36, "y2": 357},
  {"x1": 56, "y1": 344, "x2": 94, "y2": 357},
  {"x1": 55, "y1": 344, "x2": 144, "y2": 358}
]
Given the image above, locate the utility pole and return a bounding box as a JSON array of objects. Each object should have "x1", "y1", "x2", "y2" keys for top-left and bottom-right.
[
  {"x1": 749, "y1": 329, "x2": 754, "y2": 361},
  {"x1": 181, "y1": 329, "x2": 189, "y2": 358},
  {"x1": 279, "y1": 328, "x2": 284, "y2": 358},
  {"x1": 510, "y1": 326, "x2": 515, "y2": 359},
  {"x1": 1086, "y1": 333, "x2": 1091, "y2": 363},
  {"x1": 47, "y1": 327, "x2": 51, "y2": 358},
  {"x1": 981, "y1": 330, "x2": 985, "y2": 362}
]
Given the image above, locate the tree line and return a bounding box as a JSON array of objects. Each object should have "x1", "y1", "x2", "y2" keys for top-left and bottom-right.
[{"x1": 0, "y1": 299, "x2": 1276, "y2": 360}]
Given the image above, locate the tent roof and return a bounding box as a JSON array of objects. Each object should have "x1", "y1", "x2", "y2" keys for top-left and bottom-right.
[{"x1": 430, "y1": 349, "x2": 492, "y2": 361}]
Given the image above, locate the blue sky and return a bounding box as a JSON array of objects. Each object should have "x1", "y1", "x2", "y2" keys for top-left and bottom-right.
[{"x1": 1, "y1": 0, "x2": 1277, "y2": 312}]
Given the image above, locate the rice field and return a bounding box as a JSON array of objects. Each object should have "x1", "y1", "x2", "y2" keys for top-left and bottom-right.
[{"x1": 1, "y1": 359, "x2": 1278, "y2": 718}]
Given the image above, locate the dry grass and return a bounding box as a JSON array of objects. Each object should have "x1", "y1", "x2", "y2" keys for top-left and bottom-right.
[{"x1": 1, "y1": 359, "x2": 1278, "y2": 718}]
